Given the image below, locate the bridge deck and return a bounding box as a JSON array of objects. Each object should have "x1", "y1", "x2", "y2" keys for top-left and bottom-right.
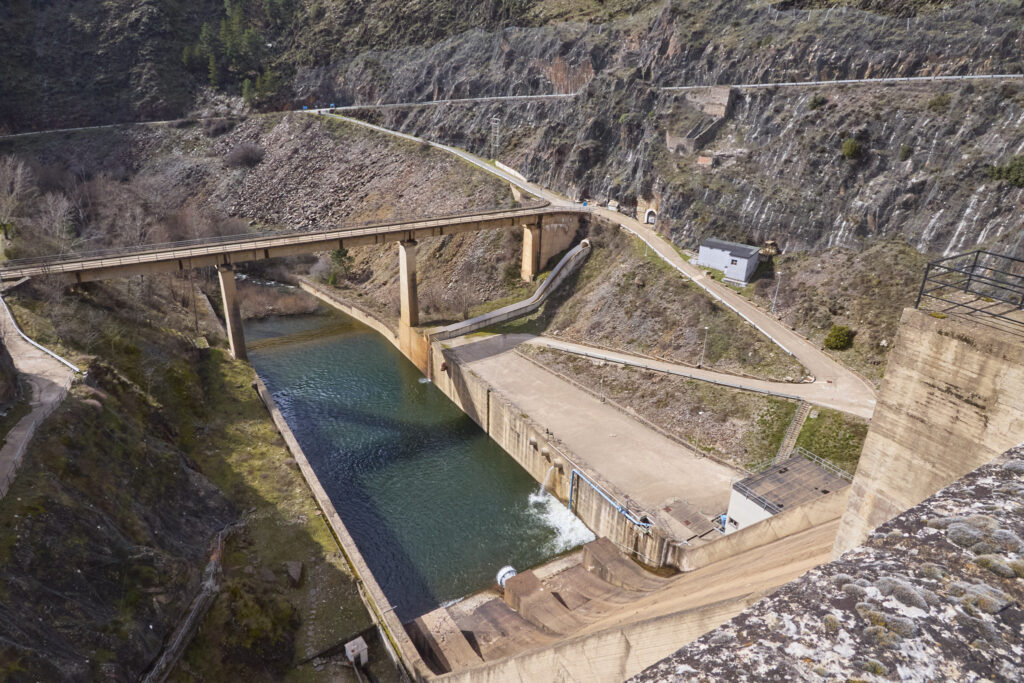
[{"x1": 0, "y1": 204, "x2": 587, "y2": 283}]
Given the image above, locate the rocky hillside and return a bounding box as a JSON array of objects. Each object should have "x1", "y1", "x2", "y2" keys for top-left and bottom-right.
[
  {"x1": 0, "y1": 112, "x2": 513, "y2": 263},
  {"x1": 0, "y1": 112, "x2": 515, "y2": 680}
]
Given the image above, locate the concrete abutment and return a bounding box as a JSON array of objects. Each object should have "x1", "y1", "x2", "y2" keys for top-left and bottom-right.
[
  {"x1": 216, "y1": 264, "x2": 247, "y2": 361},
  {"x1": 520, "y1": 214, "x2": 581, "y2": 282}
]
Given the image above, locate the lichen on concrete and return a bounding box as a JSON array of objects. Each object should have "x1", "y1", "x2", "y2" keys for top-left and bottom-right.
[{"x1": 630, "y1": 445, "x2": 1024, "y2": 682}]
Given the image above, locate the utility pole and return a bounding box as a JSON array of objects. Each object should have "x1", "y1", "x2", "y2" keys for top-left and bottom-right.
[
  {"x1": 490, "y1": 115, "x2": 501, "y2": 160},
  {"x1": 771, "y1": 271, "x2": 783, "y2": 315},
  {"x1": 699, "y1": 325, "x2": 709, "y2": 368}
]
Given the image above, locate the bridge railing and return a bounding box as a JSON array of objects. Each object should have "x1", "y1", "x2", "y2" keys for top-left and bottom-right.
[{"x1": 2, "y1": 199, "x2": 555, "y2": 270}]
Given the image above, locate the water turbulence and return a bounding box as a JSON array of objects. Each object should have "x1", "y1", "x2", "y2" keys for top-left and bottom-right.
[{"x1": 246, "y1": 309, "x2": 593, "y2": 622}]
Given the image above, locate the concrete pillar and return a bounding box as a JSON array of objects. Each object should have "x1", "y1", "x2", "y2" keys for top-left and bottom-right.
[
  {"x1": 398, "y1": 240, "x2": 419, "y2": 328},
  {"x1": 217, "y1": 264, "x2": 247, "y2": 361},
  {"x1": 520, "y1": 224, "x2": 541, "y2": 282}
]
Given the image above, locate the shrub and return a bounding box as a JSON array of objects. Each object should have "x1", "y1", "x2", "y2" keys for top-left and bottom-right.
[
  {"x1": 926, "y1": 92, "x2": 951, "y2": 112},
  {"x1": 898, "y1": 144, "x2": 913, "y2": 161},
  {"x1": 988, "y1": 155, "x2": 1024, "y2": 187},
  {"x1": 824, "y1": 325, "x2": 855, "y2": 350},
  {"x1": 809, "y1": 94, "x2": 828, "y2": 111},
  {"x1": 203, "y1": 118, "x2": 236, "y2": 137},
  {"x1": 225, "y1": 142, "x2": 265, "y2": 168},
  {"x1": 841, "y1": 138, "x2": 862, "y2": 160}
]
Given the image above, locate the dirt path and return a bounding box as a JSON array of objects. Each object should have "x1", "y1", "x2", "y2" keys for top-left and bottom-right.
[{"x1": 0, "y1": 299, "x2": 76, "y2": 497}]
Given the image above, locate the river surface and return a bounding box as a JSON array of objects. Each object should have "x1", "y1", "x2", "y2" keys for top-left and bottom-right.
[{"x1": 245, "y1": 309, "x2": 593, "y2": 622}]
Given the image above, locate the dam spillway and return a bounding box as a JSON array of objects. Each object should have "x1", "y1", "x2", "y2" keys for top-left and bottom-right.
[{"x1": 245, "y1": 310, "x2": 593, "y2": 622}]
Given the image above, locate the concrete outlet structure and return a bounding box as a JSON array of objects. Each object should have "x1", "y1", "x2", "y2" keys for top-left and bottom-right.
[
  {"x1": 398, "y1": 240, "x2": 419, "y2": 328},
  {"x1": 520, "y1": 214, "x2": 581, "y2": 282},
  {"x1": 833, "y1": 308, "x2": 1024, "y2": 555},
  {"x1": 216, "y1": 264, "x2": 247, "y2": 361}
]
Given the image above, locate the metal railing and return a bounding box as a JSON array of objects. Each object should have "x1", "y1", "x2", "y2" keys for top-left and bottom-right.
[
  {"x1": 430, "y1": 239, "x2": 591, "y2": 341},
  {"x1": 568, "y1": 468, "x2": 652, "y2": 530},
  {"x1": 0, "y1": 199, "x2": 555, "y2": 274},
  {"x1": 789, "y1": 446, "x2": 854, "y2": 482},
  {"x1": 732, "y1": 481, "x2": 781, "y2": 515},
  {"x1": 915, "y1": 249, "x2": 1024, "y2": 325}
]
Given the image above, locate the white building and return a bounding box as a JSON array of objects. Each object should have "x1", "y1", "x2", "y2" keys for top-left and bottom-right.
[
  {"x1": 723, "y1": 455, "x2": 851, "y2": 534},
  {"x1": 696, "y1": 238, "x2": 761, "y2": 284}
]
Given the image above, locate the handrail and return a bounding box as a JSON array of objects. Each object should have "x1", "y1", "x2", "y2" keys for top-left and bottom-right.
[
  {"x1": 2, "y1": 199, "x2": 551, "y2": 269},
  {"x1": 430, "y1": 239, "x2": 591, "y2": 341},
  {"x1": 791, "y1": 446, "x2": 854, "y2": 482},
  {"x1": 0, "y1": 295, "x2": 81, "y2": 373},
  {"x1": 568, "y1": 468, "x2": 652, "y2": 530}
]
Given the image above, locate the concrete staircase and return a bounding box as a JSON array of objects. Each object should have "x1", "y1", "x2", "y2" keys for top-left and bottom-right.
[
  {"x1": 407, "y1": 538, "x2": 672, "y2": 675},
  {"x1": 775, "y1": 401, "x2": 812, "y2": 461}
]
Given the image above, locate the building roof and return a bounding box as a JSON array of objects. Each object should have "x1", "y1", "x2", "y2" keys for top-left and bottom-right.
[
  {"x1": 631, "y1": 444, "x2": 1024, "y2": 682},
  {"x1": 733, "y1": 456, "x2": 851, "y2": 515},
  {"x1": 699, "y1": 238, "x2": 761, "y2": 259}
]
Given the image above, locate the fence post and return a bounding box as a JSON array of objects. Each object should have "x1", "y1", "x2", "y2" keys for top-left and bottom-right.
[{"x1": 915, "y1": 263, "x2": 931, "y2": 308}]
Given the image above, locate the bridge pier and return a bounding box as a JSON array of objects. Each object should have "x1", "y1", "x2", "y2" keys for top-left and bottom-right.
[
  {"x1": 520, "y1": 222, "x2": 542, "y2": 282},
  {"x1": 398, "y1": 240, "x2": 419, "y2": 328},
  {"x1": 521, "y1": 214, "x2": 580, "y2": 282},
  {"x1": 217, "y1": 264, "x2": 247, "y2": 361}
]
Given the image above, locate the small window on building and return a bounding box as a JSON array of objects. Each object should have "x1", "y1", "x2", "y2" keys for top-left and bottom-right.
[{"x1": 730, "y1": 258, "x2": 738, "y2": 265}]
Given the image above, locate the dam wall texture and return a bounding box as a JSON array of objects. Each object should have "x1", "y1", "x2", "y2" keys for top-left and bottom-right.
[
  {"x1": 429, "y1": 342, "x2": 672, "y2": 567},
  {"x1": 834, "y1": 308, "x2": 1024, "y2": 554}
]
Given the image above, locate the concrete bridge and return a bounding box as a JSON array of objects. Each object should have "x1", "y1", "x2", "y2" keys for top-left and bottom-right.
[{"x1": 0, "y1": 202, "x2": 586, "y2": 361}]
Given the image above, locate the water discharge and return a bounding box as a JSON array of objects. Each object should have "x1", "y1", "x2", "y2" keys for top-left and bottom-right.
[{"x1": 245, "y1": 309, "x2": 593, "y2": 622}]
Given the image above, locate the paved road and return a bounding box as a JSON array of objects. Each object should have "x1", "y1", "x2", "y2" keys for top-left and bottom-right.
[
  {"x1": 447, "y1": 334, "x2": 737, "y2": 542},
  {"x1": 527, "y1": 337, "x2": 874, "y2": 419},
  {"x1": 662, "y1": 73, "x2": 1023, "y2": 92},
  {"x1": 0, "y1": 203, "x2": 576, "y2": 281},
  {"x1": 325, "y1": 110, "x2": 878, "y2": 417}
]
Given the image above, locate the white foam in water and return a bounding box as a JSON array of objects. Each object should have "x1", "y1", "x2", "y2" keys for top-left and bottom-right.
[
  {"x1": 528, "y1": 488, "x2": 596, "y2": 553},
  {"x1": 417, "y1": 377, "x2": 432, "y2": 384}
]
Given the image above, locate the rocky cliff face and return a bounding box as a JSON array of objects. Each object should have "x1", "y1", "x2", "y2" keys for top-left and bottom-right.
[{"x1": 4, "y1": 0, "x2": 1021, "y2": 255}]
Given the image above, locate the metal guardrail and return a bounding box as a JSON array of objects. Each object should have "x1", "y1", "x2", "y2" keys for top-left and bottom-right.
[
  {"x1": 430, "y1": 239, "x2": 591, "y2": 341},
  {"x1": 663, "y1": 74, "x2": 1024, "y2": 92},
  {"x1": 2, "y1": 199, "x2": 550, "y2": 271},
  {"x1": 789, "y1": 446, "x2": 854, "y2": 482},
  {"x1": 914, "y1": 249, "x2": 1024, "y2": 325},
  {"x1": 732, "y1": 481, "x2": 781, "y2": 515}
]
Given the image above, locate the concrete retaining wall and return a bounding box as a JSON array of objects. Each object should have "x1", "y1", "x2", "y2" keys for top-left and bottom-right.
[
  {"x1": 437, "y1": 594, "x2": 755, "y2": 683},
  {"x1": 430, "y1": 240, "x2": 591, "y2": 342},
  {"x1": 430, "y1": 342, "x2": 671, "y2": 567},
  {"x1": 834, "y1": 309, "x2": 1024, "y2": 554},
  {"x1": 674, "y1": 488, "x2": 849, "y2": 571},
  {"x1": 299, "y1": 279, "x2": 399, "y2": 348},
  {"x1": 253, "y1": 377, "x2": 428, "y2": 681}
]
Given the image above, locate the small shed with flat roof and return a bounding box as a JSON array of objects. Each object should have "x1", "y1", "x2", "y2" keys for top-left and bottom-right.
[
  {"x1": 696, "y1": 238, "x2": 761, "y2": 284},
  {"x1": 724, "y1": 454, "x2": 851, "y2": 533}
]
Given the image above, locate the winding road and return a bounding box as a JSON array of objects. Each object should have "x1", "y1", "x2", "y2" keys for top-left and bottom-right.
[{"x1": 319, "y1": 111, "x2": 878, "y2": 419}]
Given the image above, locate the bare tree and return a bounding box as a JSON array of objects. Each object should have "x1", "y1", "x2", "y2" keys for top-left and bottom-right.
[
  {"x1": 0, "y1": 155, "x2": 36, "y2": 239},
  {"x1": 38, "y1": 192, "x2": 76, "y2": 254}
]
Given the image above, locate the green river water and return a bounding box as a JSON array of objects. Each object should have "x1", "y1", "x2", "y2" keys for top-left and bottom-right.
[{"x1": 245, "y1": 309, "x2": 593, "y2": 622}]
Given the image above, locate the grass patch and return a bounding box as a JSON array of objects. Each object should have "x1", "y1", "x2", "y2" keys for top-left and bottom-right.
[{"x1": 795, "y1": 407, "x2": 869, "y2": 474}]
